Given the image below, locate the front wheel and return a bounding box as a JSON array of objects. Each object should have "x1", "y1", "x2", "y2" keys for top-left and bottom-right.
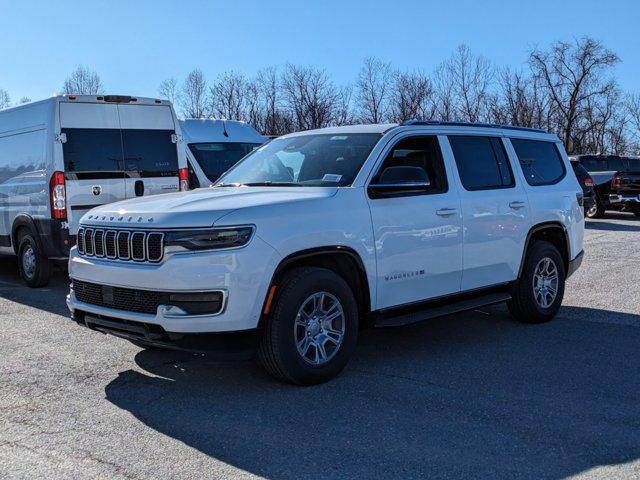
[
  {"x1": 258, "y1": 267, "x2": 358, "y2": 385},
  {"x1": 17, "y1": 233, "x2": 51, "y2": 288},
  {"x1": 508, "y1": 241, "x2": 566, "y2": 324}
]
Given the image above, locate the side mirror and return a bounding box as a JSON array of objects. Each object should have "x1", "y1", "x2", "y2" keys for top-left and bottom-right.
[{"x1": 369, "y1": 166, "x2": 431, "y2": 196}]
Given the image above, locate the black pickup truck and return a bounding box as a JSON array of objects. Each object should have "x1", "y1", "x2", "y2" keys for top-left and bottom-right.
[
  {"x1": 610, "y1": 166, "x2": 640, "y2": 217},
  {"x1": 571, "y1": 155, "x2": 640, "y2": 218}
]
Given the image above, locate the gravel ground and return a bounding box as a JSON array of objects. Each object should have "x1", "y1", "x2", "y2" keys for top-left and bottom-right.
[{"x1": 1, "y1": 213, "x2": 639, "y2": 480}]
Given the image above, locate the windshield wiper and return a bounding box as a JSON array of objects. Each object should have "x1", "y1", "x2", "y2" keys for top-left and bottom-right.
[{"x1": 242, "y1": 182, "x2": 300, "y2": 187}]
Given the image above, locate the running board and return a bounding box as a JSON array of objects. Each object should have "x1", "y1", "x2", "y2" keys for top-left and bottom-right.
[{"x1": 374, "y1": 291, "x2": 512, "y2": 327}]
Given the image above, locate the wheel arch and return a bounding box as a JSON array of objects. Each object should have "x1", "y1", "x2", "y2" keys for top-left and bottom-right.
[
  {"x1": 518, "y1": 222, "x2": 570, "y2": 278},
  {"x1": 11, "y1": 214, "x2": 41, "y2": 255},
  {"x1": 259, "y1": 246, "x2": 372, "y2": 328}
]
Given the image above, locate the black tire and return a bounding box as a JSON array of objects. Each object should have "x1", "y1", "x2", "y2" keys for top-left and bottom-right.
[
  {"x1": 17, "y1": 233, "x2": 51, "y2": 288},
  {"x1": 585, "y1": 196, "x2": 605, "y2": 218},
  {"x1": 508, "y1": 241, "x2": 566, "y2": 324},
  {"x1": 258, "y1": 267, "x2": 358, "y2": 385}
]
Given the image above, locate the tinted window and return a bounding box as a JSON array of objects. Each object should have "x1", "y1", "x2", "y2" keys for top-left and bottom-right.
[
  {"x1": 571, "y1": 161, "x2": 590, "y2": 181},
  {"x1": 579, "y1": 157, "x2": 607, "y2": 172},
  {"x1": 189, "y1": 142, "x2": 260, "y2": 182},
  {"x1": 625, "y1": 158, "x2": 640, "y2": 172},
  {"x1": 606, "y1": 156, "x2": 624, "y2": 172},
  {"x1": 373, "y1": 136, "x2": 448, "y2": 194},
  {"x1": 218, "y1": 134, "x2": 380, "y2": 187},
  {"x1": 121, "y1": 130, "x2": 178, "y2": 177},
  {"x1": 449, "y1": 136, "x2": 514, "y2": 190},
  {"x1": 510, "y1": 139, "x2": 565, "y2": 186},
  {"x1": 62, "y1": 128, "x2": 122, "y2": 173}
]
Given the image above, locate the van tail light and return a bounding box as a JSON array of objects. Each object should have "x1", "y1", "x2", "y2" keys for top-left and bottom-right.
[
  {"x1": 611, "y1": 174, "x2": 621, "y2": 190},
  {"x1": 584, "y1": 177, "x2": 594, "y2": 188},
  {"x1": 50, "y1": 171, "x2": 67, "y2": 219},
  {"x1": 178, "y1": 168, "x2": 189, "y2": 191}
]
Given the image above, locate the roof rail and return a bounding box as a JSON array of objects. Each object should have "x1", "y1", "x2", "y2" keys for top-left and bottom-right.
[{"x1": 401, "y1": 120, "x2": 547, "y2": 134}]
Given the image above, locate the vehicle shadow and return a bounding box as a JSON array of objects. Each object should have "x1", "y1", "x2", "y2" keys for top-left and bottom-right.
[
  {"x1": 586, "y1": 213, "x2": 640, "y2": 232},
  {"x1": 105, "y1": 304, "x2": 640, "y2": 479},
  {"x1": 0, "y1": 256, "x2": 69, "y2": 316}
]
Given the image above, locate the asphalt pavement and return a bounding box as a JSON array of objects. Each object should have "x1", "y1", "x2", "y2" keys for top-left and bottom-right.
[{"x1": 1, "y1": 213, "x2": 639, "y2": 479}]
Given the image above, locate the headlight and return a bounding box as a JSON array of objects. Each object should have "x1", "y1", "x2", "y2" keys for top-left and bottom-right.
[{"x1": 164, "y1": 226, "x2": 254, "y2": 251}]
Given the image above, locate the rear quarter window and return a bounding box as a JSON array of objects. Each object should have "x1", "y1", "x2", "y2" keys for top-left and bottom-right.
[{"x1": 510, "y1": 139, "x2": 566, "y2": 186}]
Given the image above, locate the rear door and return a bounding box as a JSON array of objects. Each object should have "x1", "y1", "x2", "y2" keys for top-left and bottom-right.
[
  {"x1": 445, "y1": 135, "x2": 530, "y2": 291},
  {"x1": 59, "y1": 103, "x2": 126, "y2": 233},
  {"x1": 118, "y1": 104, "x2": 179, "y2": 198}
]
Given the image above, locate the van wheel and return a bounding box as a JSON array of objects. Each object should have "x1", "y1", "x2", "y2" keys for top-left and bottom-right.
[
  {"x1": 18, "y1": 234, "x2": 51, "y2": 288},
  {"x1": 258, "y1": 267, "x2": 358, "y2": 385},
  {"x1": 585, "y1": 197, "x2": 605, "y2": 218},
  {"x1": 508, "y1": 241, "x2": 565, "y2": 324}
]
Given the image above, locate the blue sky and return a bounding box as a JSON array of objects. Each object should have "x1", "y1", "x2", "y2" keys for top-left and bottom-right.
[{"x1": 1, "y1": 0, "x2": 639, "y2": 101}]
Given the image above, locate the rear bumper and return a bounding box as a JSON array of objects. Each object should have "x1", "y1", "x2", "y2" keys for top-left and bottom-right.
[
  {"x1": 33, "y1": 218, "x2": 75, "y2": 259},
  {"x1": 609, "y1": 194, "x2": 640, "y2": 204},
  {"x1": 567, "y1": 250, "x2": 584, "y2": 279}
]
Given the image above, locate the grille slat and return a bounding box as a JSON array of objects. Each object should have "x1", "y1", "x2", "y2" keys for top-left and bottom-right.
[{"x1": 77, "y1": 227, "x2": 163, "y2": 263}]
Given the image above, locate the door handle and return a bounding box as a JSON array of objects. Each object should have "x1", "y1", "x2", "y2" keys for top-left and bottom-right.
[
  {"x1": 509, "y1": 201, "x2": 526, "y2": 209},
  {"x1": 436, "y1": 208, "x2": 457, "y2": 217}
]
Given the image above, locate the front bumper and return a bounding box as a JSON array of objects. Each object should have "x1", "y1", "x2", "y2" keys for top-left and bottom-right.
[{"x1": 67, "y1": 235, "x2": 281, "y2": 333}]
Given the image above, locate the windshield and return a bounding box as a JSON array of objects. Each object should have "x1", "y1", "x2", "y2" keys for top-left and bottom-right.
[
  {"x1": 189, "y1": 142, "x2": 261, "y2": 182},
  {"x1": 216, "y1": 133, "x2": 381, "y2": 187}
]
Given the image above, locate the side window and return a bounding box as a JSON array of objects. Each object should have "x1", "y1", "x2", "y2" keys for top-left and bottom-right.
[
  {"x1": 449, "y1": 136, "x2": 514, "y2": 190},
  {"x1": 372, "y1": 136, "x2": 448, "y2": 195},
  {"x1": 510, "y1": 138, "x2": 566, "y2": 186}
]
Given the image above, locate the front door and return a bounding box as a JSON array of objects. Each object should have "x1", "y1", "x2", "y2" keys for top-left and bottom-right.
[{"x1": 367, "y1": 135, "x2": 463, "y2": 309}]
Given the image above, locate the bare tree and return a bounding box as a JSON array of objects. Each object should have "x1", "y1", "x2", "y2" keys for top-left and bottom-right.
[
  {"x1": 61, "y1": 66, "x2": 103, "y2": 95},
  {"x1": 529, "y1": 37, "x2": 619, "y2": 153},
  {"x1": 626, "y1": 94, "x2": 640, "y2": 153},
  {"x1": 281, "y1": 64, "x2": 339, "y2": 131},
  {"x1": 439, "y1": 45, "x2": 493, "y2": 122},
  {"x1": 180, "y1": 69, "x2": 209, "y2": 118},
  {"x1": 355, "y1": 57, "x2": 392, "y2": 123},
  {"x1": 388, "y1": 70, "x2": 434, "y2": 122},
  {"x1": 209, "y1": 71, "x2": 246, "y2": 120},
  {"x1": 0, "y1": 89, "x2": 10, "y2": 109},
  {"x1": 335, "y1": 85, "x2": 354, "y2": 126},
  {"x1": 255, "y1": 67, "x2": 292, "y2": 135},
  {"x1": 18, "y1": 97, "x2": 31, "y2": 105},
  {"x1": 158, "y1": 77, "x2": 180, "y2": 106},
  {"x1": 432, "y1": 62, "x2": 457, "y2": 121}
]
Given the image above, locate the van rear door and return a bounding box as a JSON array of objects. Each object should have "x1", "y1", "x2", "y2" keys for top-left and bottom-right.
[
  {"x1": 118, "y1": 104, "x2": 179, "y2": 198},
  {"x1": 59, "y1": 103, "x2": 126, "y2": 234}
]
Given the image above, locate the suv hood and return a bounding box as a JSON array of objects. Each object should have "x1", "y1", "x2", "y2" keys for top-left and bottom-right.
[{"x1": 80, "y1": 187, "x2": 338, "y2": 229}]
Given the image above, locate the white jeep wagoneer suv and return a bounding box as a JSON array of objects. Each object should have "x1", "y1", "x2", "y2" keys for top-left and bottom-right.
[{"x1": 67, "y1": 121, "x2": 585, "y2": 385}]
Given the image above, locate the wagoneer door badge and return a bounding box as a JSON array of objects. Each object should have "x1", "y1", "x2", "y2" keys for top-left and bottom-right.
[{"x1": 385, "y1": 270, "x2": 425, "y2": 281}]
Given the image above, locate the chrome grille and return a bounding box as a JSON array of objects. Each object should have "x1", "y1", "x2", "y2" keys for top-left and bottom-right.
[{"x1": 77, "y1": 227, "x2": 164, "y2": 263}]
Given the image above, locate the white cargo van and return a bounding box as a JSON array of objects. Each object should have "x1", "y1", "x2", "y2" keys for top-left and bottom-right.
[
  {"x1": 0, "y1": 94, "x2": 188, "y2": 287},
  {"x1": 181, "y1": 119, "x2": 265, "y2": 188}
]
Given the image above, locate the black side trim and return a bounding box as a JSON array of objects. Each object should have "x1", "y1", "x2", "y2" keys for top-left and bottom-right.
[
  {"x1": 0, "y1": 234, "x2": 11, "y2": 247},
  {"x1": 567, "y1": 250, "x2": 584, "y2": 278},
  {"x1": 12, "y1": 214, "x2": 73, "y2": 258},
  {"x1": 373, "y1": 284, "x2": 512, "y2": 327},
  {"x1": 70, "y1": 204, "x2": 106, "y2": 211}
]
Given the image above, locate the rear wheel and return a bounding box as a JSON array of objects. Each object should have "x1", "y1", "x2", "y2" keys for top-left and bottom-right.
[
  {"x1": 17, "y1": 233, "x2": 51, "y2": 288},
  {"x1": 585, "y1": 196, "x2": 605, "y2": 218},
  {"x1": 508, "y1": 241, "x2": 566, "y2": 324},
  {"x1": 258, "y1": 267, "x2": 358, "y2": 385}
]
